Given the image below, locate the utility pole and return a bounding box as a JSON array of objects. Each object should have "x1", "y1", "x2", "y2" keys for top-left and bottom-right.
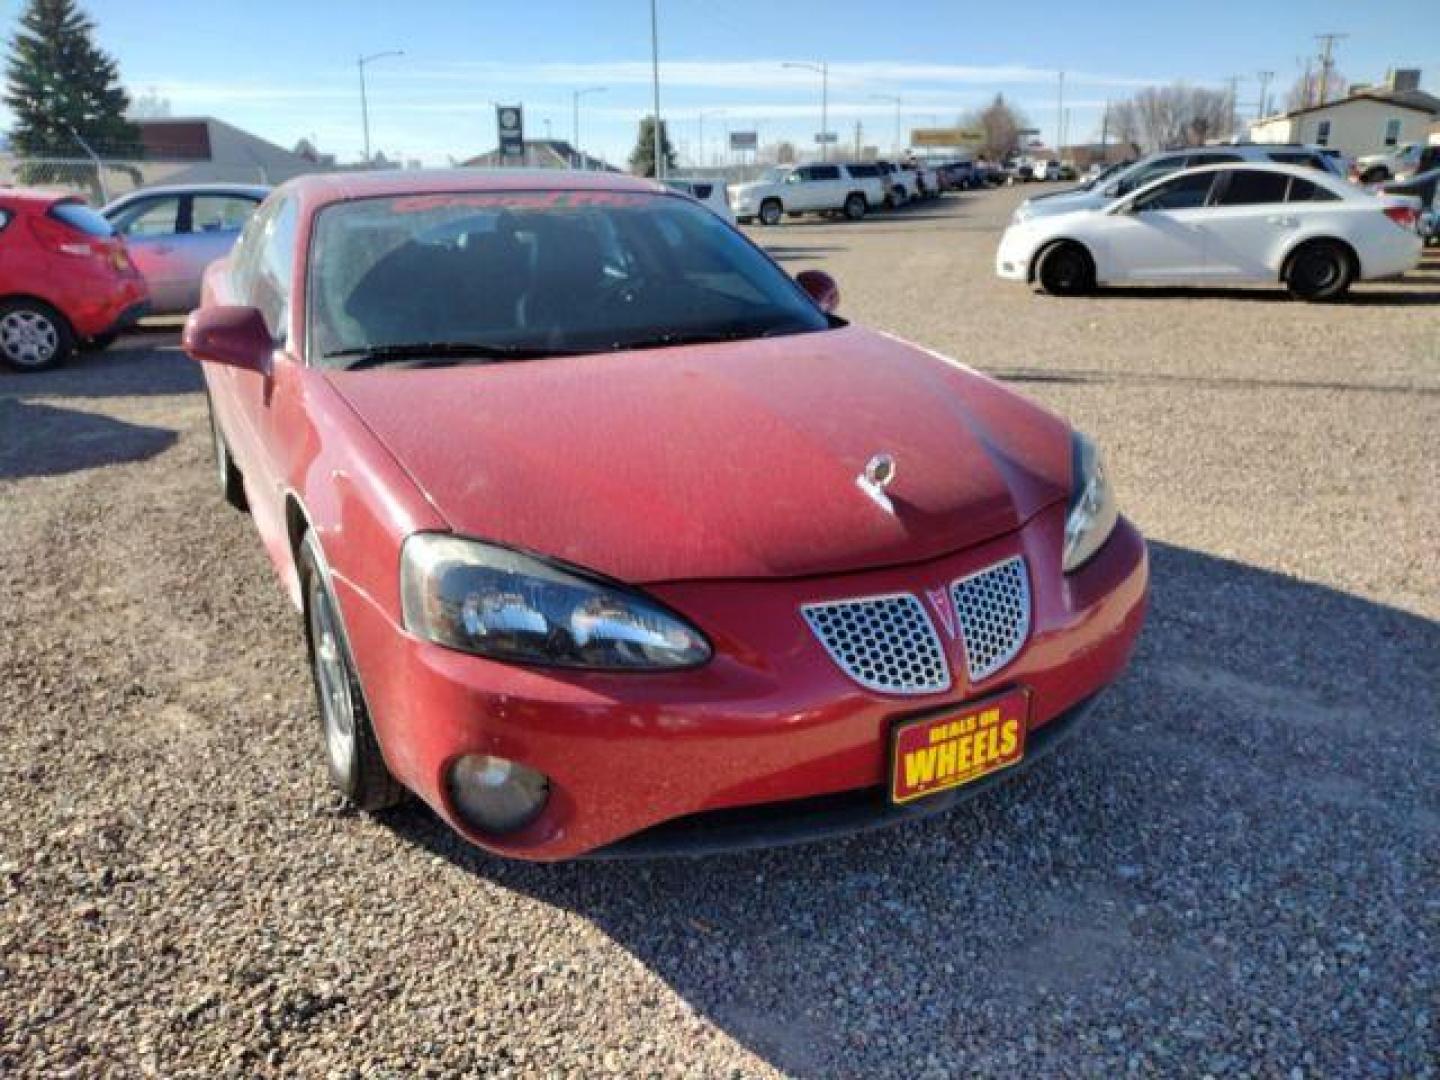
[
  {"x1": 1100, "y1": 100, "x2": 1110, "y2": 150},
  {"x1": 1315, "y1": 33, "x2": 1347, "y2": 106},
  {"x1": 853, "y1": 120, "x2": 862, "y2": 159},
  {"x1": 572, "y1": 87, "x2": 607, "y2": 170},
  {"x1": 1256, "y1": 71, "x2": 1275, "y2": 119},
  {"x1": 1223, "y1": 75, "x2": 1241, "y2": 140}
]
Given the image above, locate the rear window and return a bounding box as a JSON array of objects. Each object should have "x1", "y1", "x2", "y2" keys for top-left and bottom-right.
[
  {"x1": 1286, "y1": 177, "x2": 1340, "y2": 203},
  {"x1": 1267, "y1": 151, "x2": 1324, "y2": 171},
  {"x1": 48, "y1": 201, "x2": 115, "y2": 237}
]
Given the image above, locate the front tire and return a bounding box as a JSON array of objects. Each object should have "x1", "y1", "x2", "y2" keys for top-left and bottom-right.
[
  {"x1": 1285, "y1": 240, "x2": 1354, "y2": 302},
  {"x1": 300, "y1": 533, "x2": 406, "y2": 812},
  {"x1": 843, "y1": 193, "x2": 867, "y2": 221},
  {"x1": 758, "y1": 198, "x2": 783, "y2": 227},
  {"x1": 1034, "y1": 241, "x2": 1095, "y2": 296},
  {"x1": 207, "y1": 393, "x2": 248, "y2": 512},
  {"x1": 0, "y1": 299, "x2": 74, "y2": 372}
]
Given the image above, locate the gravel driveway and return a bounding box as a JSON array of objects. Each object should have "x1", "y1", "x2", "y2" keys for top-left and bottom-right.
[{"x1": 2, "y1": 185, "x2": 1436, "y2": 1077}]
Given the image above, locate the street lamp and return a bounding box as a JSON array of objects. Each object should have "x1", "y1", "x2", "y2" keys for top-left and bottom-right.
[
  {"x1": 650, "y1": 0, "x2": 664, "y2": 179},
  {"x1": 572, "y1": 86, "x2": 607, "y2": 170},
  {"x1": 870, "y1": 93, "x2": 902, "y2": 154},
  {"x1": 783, "y1": 61, "x2": 829, "y2": 161},
  {"x1": 358, "y1": 50, "x2": 404, "y2": 164}
]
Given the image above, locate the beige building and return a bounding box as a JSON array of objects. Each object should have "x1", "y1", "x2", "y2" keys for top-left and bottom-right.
[{"x1": 1249, "y1": 74, "x2": 1439, "y2": 159}]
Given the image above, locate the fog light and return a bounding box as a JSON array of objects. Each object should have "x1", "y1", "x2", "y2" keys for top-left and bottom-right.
[{"x1": 447, "y1": 754, "x2": 549, "y2": 834}]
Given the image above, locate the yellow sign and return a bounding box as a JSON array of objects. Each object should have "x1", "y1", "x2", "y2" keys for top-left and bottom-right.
[{"x1": 911, "y1": 127, "x2": 983, "y2": 147}]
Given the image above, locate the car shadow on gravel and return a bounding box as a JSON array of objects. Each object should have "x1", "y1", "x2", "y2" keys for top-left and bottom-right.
[
  {"x1": 381, "y1": 542, "x2": 1438, "y2": 1076},
  {"x1": 0, "y1": 398, "x2": 178, "y2": 479},
  {"x1": 0, "y1": 335, "x2": 196, "y2": 401}
]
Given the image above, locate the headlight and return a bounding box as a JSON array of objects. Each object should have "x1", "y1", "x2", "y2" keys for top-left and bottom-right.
[
  {"x1": 1062, "y1": 433, "x2": 1119, "y2": 573},
  {"x1": 400, "y1": 534, "x2": 711, "y2": 670}
]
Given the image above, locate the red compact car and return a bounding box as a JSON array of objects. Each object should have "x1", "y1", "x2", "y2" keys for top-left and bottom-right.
[
  {"x1": 184, "y1": 171, "x2": 1148, "y2": 861},
  {"x1": 0, "y1": 190, "x2": 149, "y2": 370}
]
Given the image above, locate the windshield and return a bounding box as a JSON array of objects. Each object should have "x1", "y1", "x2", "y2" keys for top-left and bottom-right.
[{"x1": 307, "y1": 190, "x2": 830, "y2": 367}]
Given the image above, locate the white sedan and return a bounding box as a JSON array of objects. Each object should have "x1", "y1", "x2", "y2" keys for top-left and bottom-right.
[{"x1": 996, "y1": 163, "x2": 1423, "y2": 301}]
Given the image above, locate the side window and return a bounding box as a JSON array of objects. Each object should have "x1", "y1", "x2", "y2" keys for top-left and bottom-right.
[
  {"x1": 1117, "y1": 156, "x2": 1182, "y2": 194},
  {"x1": 250, "y1": 198, "x2": 298, "y2": 340},
  {"x1": 112, "y1": 196, "x2": 182, "y2": 238},
  {"x1": 1132, "y1": 171, "x2": 1216, "y2": 212},
  {"x1": 1214, "y1": 170, "x2": 1290, "y2": 206},
  {"x1": 691, "y1": 183, "x2": 714, "y2": 200},
  {"x1": 228, "y1": 198, "x2": 278, "y2": 298},
  {"x1": 0, "y1": 208, "x2": 10, "y2": 234},
  {"x1": 1285, "y1": 177, "x2": 1340, "y2": 203},
  {"x1": 785, "y1": 168, "x2": 805, "y2": 184},
  {"x1": 812, "y1": 165, "x2": 841, "y2": 181},
  {"x1": 1187, "y1": 153, "x2": 1242, "y2": 167},
  {"x1": 1383, "y1": 120, "x2": 1401, "y2": 147},
  {"x1": 191, "y1": 195, "x2": 259, "y2": 234},
  {"x1": 1316, "y1": 120, "x2": 1331, "y2": 146}
]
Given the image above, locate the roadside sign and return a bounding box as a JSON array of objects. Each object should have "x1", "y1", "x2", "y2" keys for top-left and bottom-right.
[
  {"x1": 911, "y1": 127, "x2": 983, "y2": 147},
  {"x1": 496, "y1": 104, "x2": 524, "y2": 157},
  {"x1": 729, "y1": 130, "x2": 758, "y2": 151},
  {"x1": 814, "y1": 132, "x2": 838, "y2": 144}
]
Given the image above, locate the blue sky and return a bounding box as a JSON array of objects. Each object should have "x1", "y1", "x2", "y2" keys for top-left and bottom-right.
[{"x1": 2, "y1": 0, "x2": 1433, "y2": 165}]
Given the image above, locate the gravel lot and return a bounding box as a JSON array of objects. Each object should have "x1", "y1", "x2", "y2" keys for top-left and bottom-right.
[{"x1": 2, "y1": 184, "x2": 1436, "y2": 1077}]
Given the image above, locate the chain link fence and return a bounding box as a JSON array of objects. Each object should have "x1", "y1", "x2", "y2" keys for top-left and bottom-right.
[{"x1": 1, "y1": 154, "x2": 313, "y2": 205}]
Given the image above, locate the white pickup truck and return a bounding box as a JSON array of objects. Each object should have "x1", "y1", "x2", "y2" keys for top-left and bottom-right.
[{"x1": 731, "y1": 164, "x2": 885, "y2": 225}]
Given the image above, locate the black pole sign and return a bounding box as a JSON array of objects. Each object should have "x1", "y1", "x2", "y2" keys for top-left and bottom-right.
[{"x1": 497, "y1": 105, "x2": 524, "y2": 158}]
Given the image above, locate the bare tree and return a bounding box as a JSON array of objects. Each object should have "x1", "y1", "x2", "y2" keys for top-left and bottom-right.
[
  {"x1": 962, "y1": 94, "x2": 1030, "y2": 161},
  {"x1": 1108, "y1": 84, "x2": 1234, "y2": 153},
  {"x1": 1284, "y1": 67, "x2": 1348, "y2": 112}
]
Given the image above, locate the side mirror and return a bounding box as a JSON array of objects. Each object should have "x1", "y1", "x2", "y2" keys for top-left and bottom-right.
[
  {"x1": 183, "y1": 305, "x2": 274, "y2": 373},
  {"x1": 796, "y1": 269, "x2": 839, "y2": 314}
]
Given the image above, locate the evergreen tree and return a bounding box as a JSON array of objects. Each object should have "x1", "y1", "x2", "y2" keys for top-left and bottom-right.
[
  {"x1": 4, "y1": 0, "x2": 139, "y2": 157},
  {"x1": 628, "y1": 116, "x2": 676, "y2": 178}
]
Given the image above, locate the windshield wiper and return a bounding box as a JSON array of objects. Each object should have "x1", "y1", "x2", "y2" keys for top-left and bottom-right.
[
  {"x1": 613, "y1": 326, "x2": 804, "y2": 352},
  {"x1": 326, "y1": 341, "x2": 577, "y2": 370}
]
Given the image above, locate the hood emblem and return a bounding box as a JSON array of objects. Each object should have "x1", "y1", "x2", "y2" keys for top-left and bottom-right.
[
  {"x1": 856, "y1": 453, "x2": 898, "y2": 514},
  {"x1": 927, "y1": 587, "x2": 958, "y2": 639}
]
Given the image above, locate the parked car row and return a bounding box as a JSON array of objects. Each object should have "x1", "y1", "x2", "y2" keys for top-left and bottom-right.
[
  {"x1": 729, "y1": 160, "x2": 943, "y2": 226},
  {"x1": 0, "y1": 182, "x2": 267, "y2": 371},
  {"x1": 996, "y1": 162, "x2": 1424, "y2": 301}
]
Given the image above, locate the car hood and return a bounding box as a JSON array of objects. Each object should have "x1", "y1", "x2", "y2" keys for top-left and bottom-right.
[
  {"x1": 1023, "y1": 192, "x2": 1106, "y2": 218},
  {"x1": 324, "y1": 326, "x2": 1073, "y2": 584}
]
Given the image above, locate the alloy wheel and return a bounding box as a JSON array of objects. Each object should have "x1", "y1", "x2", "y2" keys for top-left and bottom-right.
[{"x1": 309, "y1": 573, "x2": 356, "y2": 781}]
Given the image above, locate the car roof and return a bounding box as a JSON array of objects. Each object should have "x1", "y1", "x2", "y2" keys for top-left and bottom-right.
[
  {"x1": 277, "y1": 168, "x2": 664, "y2": 209},
  {"x1": 0, "y1": 187, "x2": 81, "y2": 209},
  {"x1": 107, "y1": 182, "x2": 271, "y2": 202}
]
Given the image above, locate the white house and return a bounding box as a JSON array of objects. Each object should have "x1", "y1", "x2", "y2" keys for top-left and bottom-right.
[{"x1": 1249, "y1": 72, "x2": 1439, "y2": 160}]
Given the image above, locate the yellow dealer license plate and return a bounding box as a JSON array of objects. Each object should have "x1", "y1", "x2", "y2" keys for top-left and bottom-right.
[{"x1": 889, "y1": 688, "x2": 1030, "y2": 804}]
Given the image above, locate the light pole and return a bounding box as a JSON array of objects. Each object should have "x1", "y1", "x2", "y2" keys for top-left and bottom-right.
[
  {"x1": 783, "y1": 61, "x2": 829, "y2": 161},
  {"x1": 650, "y1": 0, "x2": 664, "y2": 179},
  {"x1": 358, "y1": 50, "x2": 403, "y2": 164},
  {"x1": 870, "y1": 94, "x2": 902, "y2": 155},
  {"x1": 572, "y1": 86, "x2": 607, "y2": 170}
]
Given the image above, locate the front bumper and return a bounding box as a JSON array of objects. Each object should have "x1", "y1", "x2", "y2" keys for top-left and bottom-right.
[
  {"x1": 335, "y1": 503, "x2": 1149, "y2": 860},
  {"x1": 995, "y1": 229, "x2": 1035, "y2": 280}
]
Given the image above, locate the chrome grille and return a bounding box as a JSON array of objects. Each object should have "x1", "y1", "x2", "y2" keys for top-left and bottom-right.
[
  {"x1": 802, "y1": 594, "x2": 950, "y2": 695},
  {"x1": 950, "y1": 557, "x2": 1031, "y2": 682}
]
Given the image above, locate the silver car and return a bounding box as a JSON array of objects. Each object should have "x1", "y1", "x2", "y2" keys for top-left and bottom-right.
[{"x1": 102, "y1": 184, "x2": 269, "y2": 314}]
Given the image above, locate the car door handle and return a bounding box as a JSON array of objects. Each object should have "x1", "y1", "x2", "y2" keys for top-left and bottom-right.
[{"x1": 1264, "y1": 215, "x2": 1299, "y2": 227}]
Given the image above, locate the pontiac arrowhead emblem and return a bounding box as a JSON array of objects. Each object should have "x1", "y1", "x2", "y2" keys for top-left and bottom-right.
[
  {"x1": 856, "y1": 453, "x2": 897, "y2": 514},
  {"x1": 927, "y1": 587, "x2": 958, "y2": 639}
]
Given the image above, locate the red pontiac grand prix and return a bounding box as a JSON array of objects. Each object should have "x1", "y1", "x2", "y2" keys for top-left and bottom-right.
[{"x1": 184, "y1": 170, "x2": 1148, "y2": 860}]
